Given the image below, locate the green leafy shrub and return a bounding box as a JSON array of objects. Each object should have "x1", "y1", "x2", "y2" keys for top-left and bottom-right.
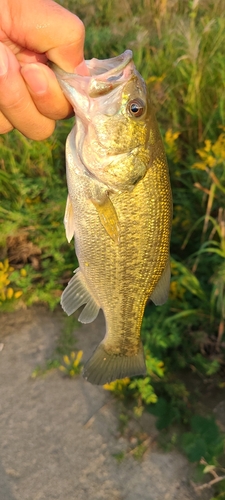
[{"x1": 181, "y1": 416, "x2": 225, "y2": 464}]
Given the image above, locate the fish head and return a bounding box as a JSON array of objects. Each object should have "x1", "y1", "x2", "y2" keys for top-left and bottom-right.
[{"x1": 51, "y1": 50, "x2": 155, "y2": 192}]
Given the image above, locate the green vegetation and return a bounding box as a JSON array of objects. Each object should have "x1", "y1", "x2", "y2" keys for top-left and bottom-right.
[
  {"x1": 0, "y1": 121, "x2": 74, "y2": 310},
  {"x1": 0, "y1": 0, "x2": 224, "y2": 496},
  {"x1": 31, "y1": 315, "x2": 81, "y2": 378},
  {"x1": 59, "y1": 350, "x2": 83, "y2": 377}
]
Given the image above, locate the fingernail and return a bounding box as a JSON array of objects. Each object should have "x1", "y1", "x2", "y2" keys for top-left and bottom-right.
[
  {"x1": 0, "y1": 43, "x2": 9, "y2": 76},
  {"x1": 21, "y1": 64, "x2": 48, "y2": 94}
]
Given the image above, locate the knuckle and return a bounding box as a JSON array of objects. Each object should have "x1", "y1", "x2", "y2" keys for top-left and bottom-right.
[
  {"x1": 33, "y1": 92, "x2": 72, "y2": 121},
  {"x1": 0, "y1": 115, "x2": 13, "y2": 134},
  {"x1": 27, "y1": 120, "x2": 55, "y2": 141}
]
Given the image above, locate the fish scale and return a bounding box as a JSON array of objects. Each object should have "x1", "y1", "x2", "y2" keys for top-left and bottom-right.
[{"x1": 51, "y1": 50, "x2": 172, "y2": 385}]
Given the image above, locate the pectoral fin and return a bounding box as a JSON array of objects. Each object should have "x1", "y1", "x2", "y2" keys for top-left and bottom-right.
[
  {"x1": 91, "y1": 195, "x2": 120, "y2": 244},
  {"x1": 64, "y1": 195, "x2": 75, "y2": 243},
  {"x1": 61, "y1": 268, "x2": 100, "y2": 323},
  {"x1": 150, "y1": 259, "x2": 171, "y2": 306}
]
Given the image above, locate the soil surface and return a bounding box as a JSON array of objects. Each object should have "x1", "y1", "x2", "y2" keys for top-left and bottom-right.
[{"x1": 0, "y1": 306, "x2": 215, "y2": 500}]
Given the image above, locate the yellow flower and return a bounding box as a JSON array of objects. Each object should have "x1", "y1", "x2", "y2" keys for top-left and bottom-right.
[
  {"x1": 63, "y1": 355, "x2": 70, "y2": 365},
  {"x1": 26, "y1": 195, "x2": 41, "y2": 204},
  {"x1": 60, "y1": 351, "x2": 83, "y2": 377},
  {"x1": 207, "y1": 155, "x2": 217, "y2": 168},
  {"x1": 0, "y1": 291, "x2": 6, "y2": 301},
  {"x1": 193, "y1": 131, "x2": 225, "y2": 170},
  {"x1": 170, "y1": 261, "x2": 179, "y2": 275},
  {"x1": 59, "y1": 366, "x2": 67, "y2": 372},
  {"x1": 73, "y1": 350, "x2": 83, "y2": 367},
  {"x1": 0, "y1": 259, "x2": 17, "y2": 301},
  {"x1": 6, "y1": 288, "x2": 14, "y2": 300},
  {"x1": 169, "y1": 280, "x2": 186, "y2": 300},
  {"x1": 164, "y1": 129, "x2": 180, "y2": 163},
  {"x1": 146, "y1": 73, "x2": 166, "y2": 84},
  {"x1": 165, "y1": 129, "x2": 180, "y2": 147},
  {"x1": 204, "y1": 139, "x2": 212, "y2": 152},
  {"x1": 103, "y1": 377, "x2": 130, "y2": 392},
  {"x1": 14, "y1": 291, "x2": 23, "y2": 299}
]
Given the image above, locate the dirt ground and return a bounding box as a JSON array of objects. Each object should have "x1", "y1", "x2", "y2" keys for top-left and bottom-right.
[{"x1": 0, "y1": 306, "x2": 215, "y2": 500}]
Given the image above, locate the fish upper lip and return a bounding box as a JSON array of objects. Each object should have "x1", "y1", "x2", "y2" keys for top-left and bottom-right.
[
  {"x1": 49, "y1": 50, "x2": 135, "y2": 97},
  {"x1": 86, "y1": 50, "x2": 133, "y2": 80},
  {"x1": 50, "y1": 50, "x2": 133, "y2": 79}
]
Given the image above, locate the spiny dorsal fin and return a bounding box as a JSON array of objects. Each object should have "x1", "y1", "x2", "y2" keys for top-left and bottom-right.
[{"x1": 61, "y1": 268, "x2": 100, "y2": 323}]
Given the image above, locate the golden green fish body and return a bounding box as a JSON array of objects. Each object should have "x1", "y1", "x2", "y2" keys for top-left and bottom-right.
[{"x1": 53, "y1": 50, "x2": 172, "y2": 384}]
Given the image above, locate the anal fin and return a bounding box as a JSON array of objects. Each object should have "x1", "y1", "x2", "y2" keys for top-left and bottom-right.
[{"x1": 61, "y1": 268, "x2": 100, "y2": 323}]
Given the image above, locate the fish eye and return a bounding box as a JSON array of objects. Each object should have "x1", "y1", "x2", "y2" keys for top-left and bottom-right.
[{"x1": 127, "y1": 98, "x2": 145, "y2": 118}]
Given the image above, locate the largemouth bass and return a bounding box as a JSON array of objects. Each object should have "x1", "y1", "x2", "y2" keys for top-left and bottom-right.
[{"x1": 52, "y1": 50, "x2": 172, "y2": 385}]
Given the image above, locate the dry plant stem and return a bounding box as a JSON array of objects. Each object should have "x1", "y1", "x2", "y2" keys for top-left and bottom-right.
[
  {"x1": 192, "y1": 459, "x2": 225, "y2": 492},
  {"x1": 216, "y1": 207, "x2": 225, "y2": 347},
  {"x1": 206, "y1": 168, "x2": 225, "y2": 195},
  {"x1": 192, "y1": 182, "x2": 216, "y2": 273},
  {"x1": 129, "y1": 437, "x2": 151, "y2": 457},
  {"x1": 192, "y1": 475, "x2": 225, "y2": 492},
  {"x1": 217, "y1": 319, "x2": 224, "y2": 349},
  {"x1": 194, "y1": 182, "x2": 211, "y2": 196},
  {"x1": 219, "y1": 208, "x2": 225, "y2": 241},
  {"x1": 202, "y1": 182, "x2": 216, "y2": 239}
]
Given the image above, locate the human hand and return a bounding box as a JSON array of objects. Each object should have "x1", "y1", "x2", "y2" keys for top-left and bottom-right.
[{"x1": 0, "y1": 0, "x2": 87, "y2": 140}]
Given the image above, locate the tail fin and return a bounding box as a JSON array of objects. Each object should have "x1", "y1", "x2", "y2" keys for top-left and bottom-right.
[{"x1": 83, "y1": 342, "x2": 146, "y2": 385}]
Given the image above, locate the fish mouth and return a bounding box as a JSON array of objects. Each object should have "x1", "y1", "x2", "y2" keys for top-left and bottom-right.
[
  {"x1": 87, "y1": 50, "x2": 134, "y2": 97},
  {"x1": 86, "y1": 50, "x2": 133, "y2": 77},
  {"x1": 50, "y1": 50, "x2": 135, "y2": 98}
]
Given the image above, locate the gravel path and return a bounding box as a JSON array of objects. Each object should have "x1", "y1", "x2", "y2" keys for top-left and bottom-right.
[{"x1": 0, "y1": 306, "x2": 211, "y2": 500}]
